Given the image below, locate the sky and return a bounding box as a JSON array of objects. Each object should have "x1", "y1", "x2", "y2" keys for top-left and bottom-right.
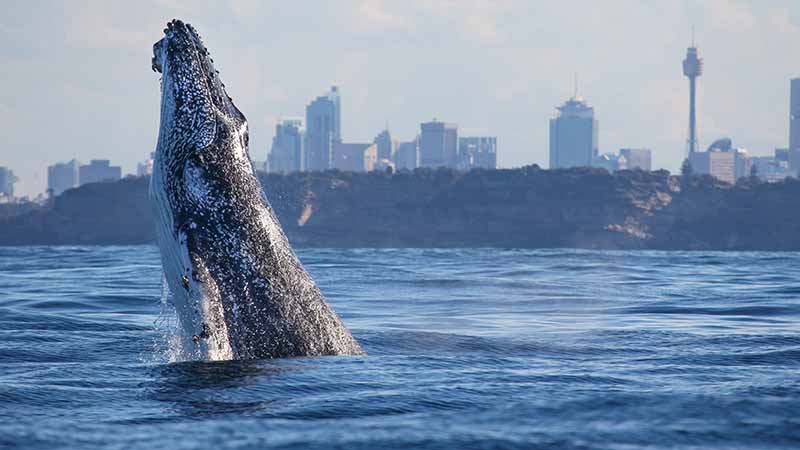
[{"x1": 2, "y1": 0, "x2": 800, "y2": 197}]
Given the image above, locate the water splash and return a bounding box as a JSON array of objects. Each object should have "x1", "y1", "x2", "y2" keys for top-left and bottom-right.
[{"x1": 151, "y1": 272, "x2": 185, "y2": 363}]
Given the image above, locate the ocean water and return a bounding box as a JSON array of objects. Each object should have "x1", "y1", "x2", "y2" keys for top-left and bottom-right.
[{"x1": 0, "y1": 246, "x2": 798, "y2": 449}]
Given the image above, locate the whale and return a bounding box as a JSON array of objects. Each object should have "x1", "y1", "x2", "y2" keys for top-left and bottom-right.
[{"x1": 150, "y1": 19, "x2": 364, "y2": 360}]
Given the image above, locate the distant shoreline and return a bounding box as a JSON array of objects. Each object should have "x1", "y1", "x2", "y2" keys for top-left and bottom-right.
[{"x1": 1, "y1": 167, "x2": 798, "y2": 251}]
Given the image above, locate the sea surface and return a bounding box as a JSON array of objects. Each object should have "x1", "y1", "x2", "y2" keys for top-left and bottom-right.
[{"x1": 0, "y1": 246, "x2": 798, "y2": 449}]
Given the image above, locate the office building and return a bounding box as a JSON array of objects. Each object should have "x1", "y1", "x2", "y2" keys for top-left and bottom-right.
[
  {"x1": 0, "y1": 167, "x2": 17, "y2": 198},
  {"x1": 459, "y1": 137, "x2": 497, "y2": 170},
  {"x1": 549, "y1": 96, "x2": 598, "y2": 169},
  {"x1": 691, "y1": 151, "x2": 733, "y2": 183},
  {"x1": 394, "y1": 140, "x2": 419, "y2": 170},
  {"x1": 420, "y1": 120, "x2": 458, "y2": 168},
  {"x1": 79, "y1": 160, "x2": 121, "y2": 186},
  {"x1": 268, "y1": 118, "x2": 304, "y2": 173},
  {"x1": 305, "y1": 86, "x2": 341, "y2": 171},
  {"x1": 689, "y1": 138, "x2": 750, "y2": 183},
  {"x1": 752, "y1": 155, "x2": 792, "y2": 182},
  {"x1": 619, "y1": 148, "x2": 652, "y2": 171},
  {"x1": 331, "y1": 142, "x2": 377, "y2": 172},
  {"x1": 790, "y1": 79, "x2": 800, "y2": 153},
  {"x1": 47, "y1": 159, "x2": 80, "y2": 196},
  {"x1": 374, "y1": 129, "x2": 398, "y2": 163}
]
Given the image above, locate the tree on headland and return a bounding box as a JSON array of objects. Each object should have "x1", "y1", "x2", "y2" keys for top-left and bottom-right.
[{"x1": 680, "y1": 158, "x2": 693, "y2": 177}]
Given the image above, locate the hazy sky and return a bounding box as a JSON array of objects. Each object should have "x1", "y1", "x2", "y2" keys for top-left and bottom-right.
[{"x1": 2, "y1": 0, "x2": 800, "y2": 196}]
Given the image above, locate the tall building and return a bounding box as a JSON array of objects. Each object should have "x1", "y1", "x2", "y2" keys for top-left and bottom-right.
[
  {"x1": 420, "y1": 120, "x2": 458, "y2": 168},
  {"x1": 0, "y1": 167, "x2": 18, "y2": 198},
  {"x1": 790, "y1": 79, "x2": 800, "y2": 151},
  {"x1": 790, "y1": 149, "x2": 800, "y2": 176},
  {"x1": 48, "y1": 159, "x2": 80, "y2": 196},
  {"x1": 331, "y1": 142, "x2": 377, "y2": 172},
  {"x1": 549, "y1": 96, "x2": 598, "y2": 169},
  {"x1": 305, "y1": 86, "x2": 341, "y2": 171},
  {"x1": 459, "y1": 137, "x2": 497, "y2": 169},
  {"x1": 373, "y1": 129, "x2": 398, "y2": 163},
  {"x1": 683, "y1": 40, "x2": 703, "y2": 155},
  {"x1": 268, "y1": 118, "x2": 304, "y2": 173},
  {"x1": 789, "y1": 78, "x2": 800, "y2": 175},
  {"x1": 619, "y1": 148, "x2": 652, "y2": 171},
  {"x1": 394, "y1": 140, "x2": 419, "y2": 170},
  {"x1": 79, "y1": 160, "x2": 121, "y2": 186}
]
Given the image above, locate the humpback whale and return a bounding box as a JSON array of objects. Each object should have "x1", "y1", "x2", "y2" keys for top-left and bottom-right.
[{"x1": 150, "y1": 20, "x2": 364, "y2": 360}]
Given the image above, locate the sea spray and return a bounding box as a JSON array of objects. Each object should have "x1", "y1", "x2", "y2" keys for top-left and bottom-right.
[{"x1": 150, "y1": 273, "x2": 185, "y2": 363}]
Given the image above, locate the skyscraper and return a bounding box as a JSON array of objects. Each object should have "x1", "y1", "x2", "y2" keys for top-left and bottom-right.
[
  {"x1": 420, "y1": 120, "x2": 458, "y2": 168},
  {"x1": 789, "y1": 78, "x2": 800, "y2": 174},
  {"x1": 549, "y1": 96, "x2": 598, "y2": 169},
  {"x1": 0, "y1": 167, "x2": 17, "y2": 198},
  {"x1": 790, "y1": 79, "x2": 800, "y2": 151},
  {"x1": 304, "y1": 86, "x2": 341, "y2": 171},
  {"x1": 683, "y1": 39, "x2": 703, "y2": 155},
  {"x1": 48, "y1": 159, "x2": 80, "y2": 196},
  {"x1": 268, "y1": 118, "x2": 304, "y2": 173}
]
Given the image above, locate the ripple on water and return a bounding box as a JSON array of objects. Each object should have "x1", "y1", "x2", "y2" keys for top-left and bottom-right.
[{"x1": 1, "y1": 247, "x2": 799, "y2": 449}]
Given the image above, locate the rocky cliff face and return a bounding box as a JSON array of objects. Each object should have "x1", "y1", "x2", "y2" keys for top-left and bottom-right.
[
  {"x1": 647, "y1": 175, "x2": 800, "y2": 250},
  {"x1": 1, "y1": 168, "x2": 798, "y2": 250},
  {"x1": 264, "y1": 167, "x2": 671, "y2": 248}
]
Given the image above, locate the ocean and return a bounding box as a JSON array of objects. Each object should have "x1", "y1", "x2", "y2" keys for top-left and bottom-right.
[{"x1": 0, "y1": 246, "x2": 798, "y2": 449}]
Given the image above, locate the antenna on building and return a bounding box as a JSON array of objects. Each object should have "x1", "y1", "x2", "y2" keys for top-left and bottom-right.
[{"x1": 691, "y1": 25, "x2": 695, "y2": 47}]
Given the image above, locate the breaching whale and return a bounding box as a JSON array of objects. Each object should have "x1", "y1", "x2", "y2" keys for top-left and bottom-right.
[{"x1": 150, "y1": 20, "x2": 364, "y2": 360}]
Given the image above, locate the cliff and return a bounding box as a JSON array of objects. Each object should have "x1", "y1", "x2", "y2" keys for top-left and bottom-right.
[{"x1": 1, "y1": 168, "x2": 798, "y2": 250}]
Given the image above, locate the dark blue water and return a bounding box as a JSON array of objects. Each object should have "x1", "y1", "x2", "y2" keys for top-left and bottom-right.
[{"x1": 1, "y1": 247, "x2": 799, "y2": 449}]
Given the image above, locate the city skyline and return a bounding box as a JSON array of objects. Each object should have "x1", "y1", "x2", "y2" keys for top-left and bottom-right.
[{"x1": 2, "y1": 1, "x2": 800, "y2": 196}]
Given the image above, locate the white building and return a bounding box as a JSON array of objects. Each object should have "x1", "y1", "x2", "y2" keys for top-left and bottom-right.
[{"x1": 137, "y1": 153, "x2": 154, "y2": 177}]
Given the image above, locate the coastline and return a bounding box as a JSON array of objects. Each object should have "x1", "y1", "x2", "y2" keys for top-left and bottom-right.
[{"x1": 2, "y1": 167, "x2": 798, "y2": 250}]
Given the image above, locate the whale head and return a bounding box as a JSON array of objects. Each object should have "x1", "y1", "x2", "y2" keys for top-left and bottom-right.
[{"x1": 152, "y1": 19, "x2": 247, "y2": 162}]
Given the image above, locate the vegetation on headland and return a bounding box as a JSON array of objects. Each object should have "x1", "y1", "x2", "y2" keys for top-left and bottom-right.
[{"x1": 1, "y1": 167, "x2": 798, "y2": 250}]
